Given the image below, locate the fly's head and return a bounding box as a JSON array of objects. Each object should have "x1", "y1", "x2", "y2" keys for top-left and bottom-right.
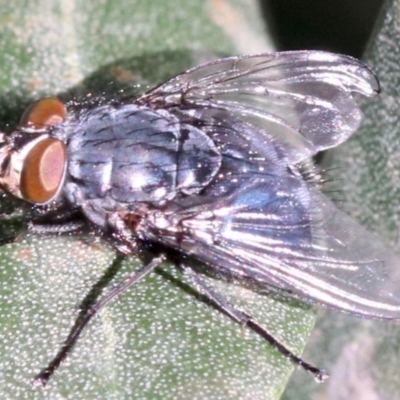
[{"x1": 0, "y1": 98, "x2": 68, "y2": 206}]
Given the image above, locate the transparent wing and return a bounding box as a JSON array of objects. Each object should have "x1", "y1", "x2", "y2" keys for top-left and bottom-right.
[
  {"x1": 147, "y1": 173, "x2": 400, "y2": 320},
  {"x1": 137, "y1": 51, "x2": 379, "y2": 164}
]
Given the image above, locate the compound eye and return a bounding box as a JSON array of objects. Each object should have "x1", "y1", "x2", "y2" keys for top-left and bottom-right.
[
  {"x1": 19, "y1": 98, "x2": 67, "y2": 128},
  {"x1": 20, "y1": 138, "x2": 66, "y2": 204}
]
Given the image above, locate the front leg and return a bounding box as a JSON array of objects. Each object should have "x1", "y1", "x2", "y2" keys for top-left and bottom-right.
[{"x1": 27, "y1": 220, "x2": 85, "y2": 235}]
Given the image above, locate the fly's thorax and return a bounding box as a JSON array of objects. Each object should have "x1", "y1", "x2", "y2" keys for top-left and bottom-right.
[{"x1": 63, "y1": 104, "x2": 222, "y2": 226}]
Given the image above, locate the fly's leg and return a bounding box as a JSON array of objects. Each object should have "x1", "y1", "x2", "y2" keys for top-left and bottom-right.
[
  {"x1": 180, "y1": 264, "x2": 329, "y2": 382},
  {"x1": 0, "y1": 216, "x2": 84, "y2": 247},
  {"x1": 27, "y1": 221, "x2": 85, "y2": 234},
  {"x1": 34, "y1": 255, "x2": 165, "y2": 386}
]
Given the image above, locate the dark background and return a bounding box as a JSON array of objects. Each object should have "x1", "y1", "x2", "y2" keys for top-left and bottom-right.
[{"x1": 263, "y1": 0, "x2": 383, "y2": 56}]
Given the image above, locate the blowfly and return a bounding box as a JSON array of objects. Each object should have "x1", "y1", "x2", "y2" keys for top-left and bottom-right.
[{"x1": 0, "y1": 50, "x2": 396, "y2": 385}]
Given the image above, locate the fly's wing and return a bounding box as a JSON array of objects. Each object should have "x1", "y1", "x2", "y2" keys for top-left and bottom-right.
[
  {"x1": 137, "y1": 51, "x2": 379, "y2": 165},
  {"x1": 135, "y1": 51, "x2": 396, "y2": 317},
  {"x1": 147, "y1": 173, "x2": 400, "y2": 320}
]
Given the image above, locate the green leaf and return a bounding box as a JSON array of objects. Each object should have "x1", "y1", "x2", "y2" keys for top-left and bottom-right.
[{"x1": 0, "y1": 1, "x2": 316, "y2": 400}]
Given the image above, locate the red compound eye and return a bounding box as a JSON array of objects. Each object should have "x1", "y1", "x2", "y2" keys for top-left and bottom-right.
[
  {"x1": 19, "y1": 97, "x2": 67, "y2": 128},
  {"x1": 20, "y1": 137, "x2": 66, "y2": 204}
]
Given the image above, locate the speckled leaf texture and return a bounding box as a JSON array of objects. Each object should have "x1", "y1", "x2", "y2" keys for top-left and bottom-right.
[
  {"x1": 0, "y1": 2, "x2": 317, "y2": 400},
  {"x1": 283, "y1": 0, "x2": 400, "y2": 399}
]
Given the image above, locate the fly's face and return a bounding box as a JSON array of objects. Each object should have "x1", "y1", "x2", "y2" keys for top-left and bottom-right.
[{"x1": 0, "y1": 98, "x2": 68, "y2": 205}]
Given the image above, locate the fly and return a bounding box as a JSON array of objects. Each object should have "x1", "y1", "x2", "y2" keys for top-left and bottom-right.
[{"x1": 0, "y1": 50, "x2": 396, "y2": 385}]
